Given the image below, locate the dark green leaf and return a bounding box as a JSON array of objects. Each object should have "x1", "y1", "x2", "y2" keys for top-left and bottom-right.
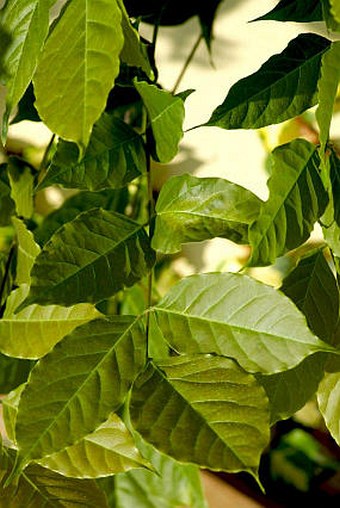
[
  {"x1": 38, "y1": 114, "x2": 146, "y2": 192},
  {"x1": 249, "y1": 139, "x2": 328, "y2": 266},
  {"x1": 0, "y1": 354, "x2": 31, "y2": 395},
  {"x1": 0, "y1": 249, "x2": 15, "y2": 309},
  {"x1": 130, "y1": 355, "x2": 269, "y2": 476},
  {"x1": 204, "y1": 34, "x2": 331, "y2": 130},
  {"x1": 11, "y1": 83, "x2": 40, "y2": 124},
  {"x1": 14, "y1": 316, "x2": 146, "y2": 469},
  {"x1": 34, "y1": 188, "x2": 128, "y2": 246},
  {"x1": 198, "y1": 1, "x2": 223, "y2": 49},
  {"x1": 330, "y1": 149, "x2": 340, "y2": 227},
  {"x1": 151, "y1": 272, "x2": 333, "y2": 374},
  {"x1": 254, "y1": 0, "x2": 322, "y2": 22},
  {"x1": 0, "y1": 166, "x2": 15, "y2": 226},
  {"x1": 22, "y1": 209, "x2": 155, "y2": 307},
  {"x1": 152, "y1": 174, "x2": 262, "y2": 254}
]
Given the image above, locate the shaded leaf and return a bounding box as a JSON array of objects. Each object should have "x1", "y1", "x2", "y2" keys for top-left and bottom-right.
[
  {"x1": 131, "y1": 355, "x2": 270, "y2": 476},
  {"x1": 34, "y1": 188, "x2": 128, "y2": 246},
  {"x1": 321, "y1": 0, "x2": 340, "y2": 31},
  {"x1": 8, "y1": 157, "x2": 34, "y2": 219},
  {"x1": 0, "y1": 0, "x2": 52, "y2": 138},
  {"x1": 329, "y1": 148, "x2": 340, "y2": 227},
  {"x1": 38, "y1": 413, "x2": 149, "y2": 478},
  {"x1": 254, "y1": 0, "x2": 322, "y2": 22},
  {"x1": 107, "y1": 435, "x2": 208, "y2": 508},
  {"x1": 317, "y1": 372, "x2": 340, "y2": 445},
  {"x1": 12, "y1": 217, "x2": 40, "y2": 285},
  {"x1": 11, "y1": 82, "x2": 40, "y2": 124},
  {"x1": 38, "y1": 114, "x2": 146, "y2": 192},
  {"x1": 198, "y1": 0, "x2": 223, "y2": 49},
  {"x1": 134, "y1": 80, "x2": 185, "y2": 163},
  {"x1": 152, "y1": 174, "x2": 262, "y2": 254},
  {"x1": 0, "y1": 249, "x2": 15, "y2": 309},
  {"x1": 33, "y1": 0, "x2": 124, "y2": 153},
  {"x1": 151, "y1": 272, "x2": 333, "y2": 374},
  {"x1": 14, "y1": 316, "x2": 145, "y2": 469},
  {"x1": 281, "y1": 249, "x2": 339, "y2": 343},
  {"x1": 21, "y1": 209, "x2": 155, "y2": 308},
  {"x1": 249, "y1": 139, "x2": 328, "y2": 266},
  {"x1": 204, "y1": 34, "x2": 331, "y2": 130},
  {"x1": 2, "y1": 383, "x2": 25, "y2": 443},
  {"x1": 0, "y1": 354, "x2": 31, "y2": 395},
  {"x1": 0, "y1": 166, "x2": 15, "y2": 226},
  {"x1": 0, "y1": 448, "x2": 109, "y2": 507},
  {"x1": 0, "y1": 285, "x2": 102, "y2": 359}
]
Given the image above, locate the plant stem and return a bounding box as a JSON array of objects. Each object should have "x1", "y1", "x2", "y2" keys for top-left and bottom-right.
[
  {"x1": 172, "y1": 33, "x2": 203, "y2": 94},
  {"x1": 145, "y1": 136, "x2": 155, "y2": 357}
]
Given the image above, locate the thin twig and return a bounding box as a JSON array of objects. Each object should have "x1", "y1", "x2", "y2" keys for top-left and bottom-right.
[
  {"x1": 172, "y1": 33, "x2": 203, "y2": 94},
  {"x1": 37, "y1": 133, "x2": 56, "y2": 186}
]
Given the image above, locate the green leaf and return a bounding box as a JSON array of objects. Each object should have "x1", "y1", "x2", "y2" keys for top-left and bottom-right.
[
  {"x1": 321, "y1": 0, "x2": 340, "y2": 31},
  {"x1": 316, "y1": 41, "x2": 340, "y2": 154},
  {"x1": 152, "y1": 174, "x2": 262, "y2": 254},
  {"x1": 151, "y1": 272, "x2": 333, "y2": 374},
  {"x1": 281, "y1": 249, "x2": 339, "y2": 343},
  {"x1": 317, "y1": 372, "x2": 340, "y2": 445},
  {"x1": 14, "y1": 315, "x2": 146, "y2": 470},
  {"x1": 0, "y1": 249, "x2": 15, "y2": 309},
  {"x1": 249, "y1": 139, "x2": 328, "y2": 266},
  {"x1": 117, "y1": 0, "x2": 153, "y2": 77},
  {"x1": 37, "y1": 113, "x2": 146, "y2": 192},
  {"x1": 33, "y1": 0, "x2": 124, "y2": 153},
  {"x1": 204, "y1": 34, "x2": 331, "y2": 130},
  {"x1": 0, "y1": 448, "x2": 109, "y2": 508},
  {"x1": 0, "y1": 166, "x2": 15, "y2": 226},
  {"x1": 12, "y1": 217, "x2": 40, "y2": 285},
  {"x1": 330, "y1": 0, "x2": 340, "y2": 22},
  {"x1": 198, "y1": 1, "x2": 223, "y2": 50},
  {"x1": 0, "y1": 285, "x2": 102, "y2": 359},
  {"x1": 254, "y1": 0, "x2": 322, "y2": 22},
  {"x1": 329, "y1": 149, "x2": 340, "y2": 227},
  {"x1": 130, "y1": 355, "x2": 270, "y2": 476},
  {"x1": 134, "y1": 80, "x2": 185, "y2": 163},
  {"x1": 8, "y1": 157, "x2": 34, "y2": 219},
  {"x1": 38, "y1": 413, "x2": 149, "y2": 478},
  {"x1": 108, "y1": 436, "x2": 208, "y2": 508},
  {"x1": 11, "y1": 82, "x2": 40, "y2": 124},
  {"x1": 2, "y1": 383, "x2": 25, "y2": 443},
  {"x1": 21, "y1": 209, "x2": 155, "y2": 307},
  {"x1": 0, "y1": 0, "x2": 52, "y2": 139},
  {"x1": 0, "y1": 355, "x2": 31, "y2": 395}
]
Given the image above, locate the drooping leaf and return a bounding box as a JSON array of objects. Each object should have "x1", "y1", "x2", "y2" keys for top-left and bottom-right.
[
  {"x1": 152, "y1": 174, "x2": 262, "y2": 254},
  {"x1": 130, "y1": 355, "x2": 270, "y2": 477},
  {"x1": 317, "y1": 372, "x2": 340, "y2": 445},
  {"x1": 34, "y1": 188, "x2": 128, "y2": 246},
  {"x1": 281, "y1": 249, "x2": 339, "y2": 343},
  {"x1": 0, "y1": 285, "x2": 102, "y2": 359},
  {"x1": 8, "y1": 157, "x2": 34, "y2": 219},
  {"x1": 38, "y1": 413, "x2": 149, "y2": 478},
  {"x1": 134, "y1": 80, "x2": 185, "y2": 163},
  {"x1": 204, "y1": 34, "x2": 331, "y2": 130},
  {"x1": 330, "y1": 0, "x2": 340, "y2": 23},
  {"x1": 21, "y1": 209, "x2": 155, "y2": 308},
  {"x1": 316, "y1": 41, "x2": 340, "y2": 154},
  {"x1": 249, "y1": 139, "x2": 328, "y2": 266},
  {"x1": 12, "y1": 217, "x2": 40, "y2": 285},
  {"x1": 106, "y1": 434, "x2": 208, "y2": 508},
  {"x1": 0, "y1": 448, "x2": 109, "y2": 508},
  {"x1": 254, "y1": 0, "x2": 322, "y2": 22},
  {"x1": 14, "y1": 316, "x2": 146, "y2": 470},
  {"x1": 0, "y1": 354, "x2": 31, "y2": 395},
  {"x1": 37, "y1": 113, "x2": 146, "y2": 192},
  {"x1": 151, "y1": 272, "x2": 333, "y2": 374},
  {"x1": 0, "y1": 0, "x2": 52, "y2": 139},
  {"x1": 33, "y1": 0, "x2": 124, "y2": 153}
]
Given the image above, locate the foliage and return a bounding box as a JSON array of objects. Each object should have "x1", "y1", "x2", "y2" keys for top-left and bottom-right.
[{"x1": 0, "y1": 0, "x2": 340, "y2": 505}]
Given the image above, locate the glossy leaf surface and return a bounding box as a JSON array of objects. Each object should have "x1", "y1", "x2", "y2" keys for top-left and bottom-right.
[
  {"x1": 22, "y1": 209, "x2": 155, "y2": 307},
  {"x1": 249, "y1": 139, "x2": 328, "y2": 266},
  {"x1": 131, "y1": 355, "x2": 269, "y2": 475},
  {"x1": 33, "y1": 0, "x2": 124, "y2": 152},
  {"x1": 317, "y1": 372, "x2": 340, "y2": 445},
  {"x1": 152, "y1": 174, "x2": 262, "y2": 254},
  {"x1": 205, "y1": 34, "x2": 331, "y2": 130},
  {"x1": 151, "y1": 272, "x2": 332, "y2": 374},
  {"x1": 15, "y1": 316, "x2": 146, "y2": 469},
  {"x1": 38, "y1": 114, "x2": 146, "y2": 191}
]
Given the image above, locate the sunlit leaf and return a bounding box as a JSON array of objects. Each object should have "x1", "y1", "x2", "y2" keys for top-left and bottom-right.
[
  {"x1": 204, "y1": 34, "x2": 331, "y2": 130},
  {"x1": 38, "y1": 413, "x2": 149, "y2": 478},
  {"x1": 38, "y1": 113, "x2": 146, "y2": 192},
  {"x1": 0, "y1": 0, "x2": 52, "y2": 138},
  {"x1": 134, "y1": 80, "x2": 185, "y2": 163},
  {"x1": 151, "y1": 272, "x2": 333, "y2": 374},
  {"x1": 33, "y1": 0, "x2": 124, "y2": 153},
  {"x1": 0, "y1": 285, "x2": 102, "y2": 359},
  {"x1": 2, "y1": 383, "x2": 25, "y2": 443},
  {"x1": 14, "y1": 316, "x2": 146, "y2": 471},
  {"x1": 317, "y1": 371, "x2": 340, "y2": 445},
  {"x1": 254, "y1": 0, "x2": 322, "y2": 22},
  {"x1": 152, "y1": 174, "x2": 262, "y2": 254},
  {"x1": 21, "y1": 209, "x2": 155, "y2": 308},
  {"x1": 12, "y1": 217, "x2": 40, "y2": 285},
  {"x1": 131, "y1": 355, "x2": 269, "y2": 477},
  {"x1": 330, "y1": 0, "x2": 340, "y2": 23},
  {"x1": 8, "y1": 157, "x2": 34, "y2": 219},
  {"x1": 249, "y1": 139, "x2": 328, "y2": 266}
]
